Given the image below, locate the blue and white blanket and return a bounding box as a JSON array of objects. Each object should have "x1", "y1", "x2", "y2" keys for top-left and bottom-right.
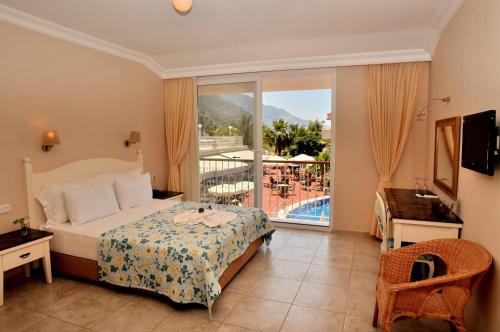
[{"x1": 97, "y1": 202, "x2": 274, "y2": 312}]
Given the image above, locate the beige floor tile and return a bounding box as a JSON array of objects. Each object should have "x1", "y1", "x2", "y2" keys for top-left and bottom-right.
[
  {"x1": 263, "y1": 259, "x2": 310, "y2": 281},
  {"x1": 224, "y1": 296, "x2": 290, "y2": 332},
  {"x1": 354, "y1": 238, "x2": 382, "y2": 257},
  {"x1": 7, "y1": 278, "x2": 88, "y2": 315},
  {"x1": 318, "y1": 237, "x2": 356, "y2": 252},
  {"x1": 212, "y1": 291, "x2": 244, "y2": 322},
  {"x1": 304, "y1": 264, "x2": 351, "y2": 288},
  {"x1": 275, "y1": 246, "x2": 316, "y2": 263},
  {"x1": 244, "y1": 250, "x2": 274, "y2": 270},
  {"x1": 258, "y1": 241, "x2": 282, "y2": 258},
  {"x1": 216, "y1": 323, "x2": 259, "y2": 331},
  {"x1": 281, "y1": 305, "x2": 345, "y2": 332},
  {"x1": 4, "y1": 274, "x2": 50, "y2": 300},
  {"x1": 349, "y1": 270, "x2": 378, "y2": 293},
  {"x1": 248, "y1": 276, "x2": 301, "y2": 303},
  {"x1": 312, "y1": 249, "x2": 353, "y2": 268},
  {"x1": 269, "y1": 232, "x2": 290, "y2": 246},
  {"x1": 0, "y1": 305, "x2": 47, "y2": 331},
  {"x1": 92, "y1": 296, "x2": 173, "y2": 332},
  {"x1": 285, "y1": 235, "x2": 322, "y2": 249},
  {"x1": 346, "y1": 289, "x2": 376, "y2": 318},
  {"x1": 294, "y1": 282, "x2": 348, "y2": 313},
  {"x1": 224, "y1": 264, "x2": 264, "y2": 295},
  {"x1": 21, "y1": 316, "x2": 89, "y2": 332},
  {"x1": 352, "y1": 254, "x2": 380, "y2": 273},
  {"x1": 343, "y1": 315, "x2": 378, "y2": 332},
  {"x1": 53, "y1": 291, "x2": 131, "y2": 328},
  {"x1": 152, "y1": 308, "x2": 220, "y2": 332}
]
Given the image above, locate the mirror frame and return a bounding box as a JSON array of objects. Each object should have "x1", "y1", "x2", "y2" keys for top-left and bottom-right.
[{"x1": 433, "y1": 116, "x2": 461, "y2": 199}]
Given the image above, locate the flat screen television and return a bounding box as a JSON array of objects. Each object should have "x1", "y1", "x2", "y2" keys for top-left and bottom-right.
[{"x1": 461, "y1": 110, "x2": 497, "y2": 175}]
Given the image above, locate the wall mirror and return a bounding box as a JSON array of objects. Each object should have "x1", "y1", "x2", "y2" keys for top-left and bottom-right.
[{"x1": 434, "y1": 117, "x2": 461, "y2": 199}]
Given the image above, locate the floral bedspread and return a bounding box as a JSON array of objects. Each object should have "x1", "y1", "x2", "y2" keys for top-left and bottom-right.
[{"x1": 97, "y1": 202, "x2": 274, "y2": 313}]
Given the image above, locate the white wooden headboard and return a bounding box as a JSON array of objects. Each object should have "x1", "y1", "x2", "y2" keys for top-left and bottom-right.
[{"x1": 24, "y1": 150, "x2": 143, "y2": 228}]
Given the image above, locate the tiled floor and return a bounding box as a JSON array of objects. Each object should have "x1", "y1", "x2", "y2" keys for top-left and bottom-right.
[{"x1": 1, "y1": 228, "x2": 453, "y2": 332}]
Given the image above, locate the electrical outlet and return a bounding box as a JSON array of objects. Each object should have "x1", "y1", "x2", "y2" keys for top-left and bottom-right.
[{"x1": 0, "y1": 204, "x2": 11, "y2": 214}]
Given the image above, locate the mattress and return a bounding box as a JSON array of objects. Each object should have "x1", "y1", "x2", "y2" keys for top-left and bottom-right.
[{"x1": 41, "y1": 199, "x2": 179, "y2": 260}]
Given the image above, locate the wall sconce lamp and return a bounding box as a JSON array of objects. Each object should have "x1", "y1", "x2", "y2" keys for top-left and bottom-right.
[
  {"x1": 416, "y1": 96, "x2": 452, "y2": 121},
  {"x1": 42, "y1": 130, "x2": 61, "y2": 152},
  {"x1": 124, "y1": 131, "x2": 141, "y2": 147}
]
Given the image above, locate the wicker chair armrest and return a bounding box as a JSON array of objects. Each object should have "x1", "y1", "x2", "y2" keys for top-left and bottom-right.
[{"x1": 387, "y1": 271, "x2": 476, "y2": 293}]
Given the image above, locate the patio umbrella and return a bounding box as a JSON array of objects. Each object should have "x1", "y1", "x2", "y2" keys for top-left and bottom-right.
[
  {"x1": 289, "y1": 154, "x2": 315, "y2": 162},
  {"x1": 263, "y1": 155, "x2": 288, "y2": 168}
]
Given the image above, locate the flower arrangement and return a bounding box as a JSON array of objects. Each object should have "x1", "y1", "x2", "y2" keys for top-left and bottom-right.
[{"x1": 13, "y1": 216, "x2": 30, "y2": 236}]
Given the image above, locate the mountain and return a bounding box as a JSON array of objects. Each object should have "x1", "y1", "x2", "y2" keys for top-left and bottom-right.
[
  {"x1": 198, "y1": 95, "x2": 248, "y2": 129},
  {"x1": 220, "y1": 94, "x2": 309, "y2": 127}
]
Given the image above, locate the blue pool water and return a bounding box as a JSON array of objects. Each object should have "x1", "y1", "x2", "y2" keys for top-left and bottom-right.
[{"x1": 288, "y1": 198, "x2": 330, "y2": 222}]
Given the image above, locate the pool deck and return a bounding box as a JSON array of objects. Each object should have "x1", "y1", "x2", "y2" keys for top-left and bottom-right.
[{"x1": 242, "y1": 169, "x2": 330, "y2": 225}]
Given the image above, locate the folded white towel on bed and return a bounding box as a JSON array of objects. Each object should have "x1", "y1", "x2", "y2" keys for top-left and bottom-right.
[
  {"x1": 173, "y1": 209, "x2": 237, "y2": 227},
  {"x1": 203, "y1": 211, "x2": 237, "y2": 227}
]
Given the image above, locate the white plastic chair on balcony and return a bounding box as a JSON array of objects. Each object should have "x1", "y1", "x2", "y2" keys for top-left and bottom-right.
[{"x1": 375, "y1": 192, "x2": 435, "y2": 279}]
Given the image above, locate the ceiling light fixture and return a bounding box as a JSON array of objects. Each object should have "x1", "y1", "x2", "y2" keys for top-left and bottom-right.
[{"x1": 171, "y1": 0, "x2": 192, "y2": 14}]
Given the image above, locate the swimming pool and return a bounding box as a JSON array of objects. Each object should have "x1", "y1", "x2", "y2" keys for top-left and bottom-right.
[{"x1": 287, "y1": 197, "x2": 330, "y2": 222}]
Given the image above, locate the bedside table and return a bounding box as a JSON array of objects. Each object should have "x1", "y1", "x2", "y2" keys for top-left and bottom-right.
[
  {"x1": 153, "y1": 189, "x2": 183, "y2": 201},
  {"x1": 0, "y1": 229, "x2": 53, "y2": 306}
]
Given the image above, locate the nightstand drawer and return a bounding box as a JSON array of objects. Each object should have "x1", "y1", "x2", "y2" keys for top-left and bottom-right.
[{"x1": 2, "y1": 243, "x2": 45, "y2": 271}]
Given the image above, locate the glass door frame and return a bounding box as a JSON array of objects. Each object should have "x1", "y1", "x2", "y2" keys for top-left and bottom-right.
[
  {"x1": 196, "y1": 74, "x2": 263, "y2": 208},
  {"x1": 195, "y1": 68, "x2": 336, "y2": 233}
]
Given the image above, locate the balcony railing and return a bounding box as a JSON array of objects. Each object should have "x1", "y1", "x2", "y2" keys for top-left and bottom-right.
[
  {"x1": 199, "y1": 136, "x2": 246, "y2": 151},
  {"x1": 199, "y1": 157, "x2": 331, "y2": 226}
]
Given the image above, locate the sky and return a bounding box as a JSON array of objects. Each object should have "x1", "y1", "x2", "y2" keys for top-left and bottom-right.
[{"x1": 263, "y1": 89, "x2": 331, "y2": 123}]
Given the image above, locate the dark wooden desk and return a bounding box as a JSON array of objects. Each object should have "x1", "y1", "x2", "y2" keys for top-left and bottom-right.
[{"x1": 385, "y1": 188, "x2": 463, "y2": 248}]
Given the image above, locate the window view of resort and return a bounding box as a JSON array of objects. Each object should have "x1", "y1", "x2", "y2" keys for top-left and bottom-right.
[{"x1": 198, "y1": 75, "x2": 332, "y2": 226}]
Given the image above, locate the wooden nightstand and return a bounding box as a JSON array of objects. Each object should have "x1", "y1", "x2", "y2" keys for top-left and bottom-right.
[
  {"x1": 153, "y1": 189, "x2": 183, "y2": 201},
  {"x1": 0, "y1": 229, "x2": 53, "y2": 306}
]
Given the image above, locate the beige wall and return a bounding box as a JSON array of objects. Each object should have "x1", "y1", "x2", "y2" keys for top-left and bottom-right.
[
  {"x1": 333, "y1": 66, "x2": 428, "y2": 232},
  {"x1": 0, "y1": 22, "x2": 166, "y2": 233},
  {"x1": 427, "y1": 0, "x2": 500, "y2": 330}
]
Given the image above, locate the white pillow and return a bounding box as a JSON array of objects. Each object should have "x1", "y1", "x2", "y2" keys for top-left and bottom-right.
[
  {"x1": 114, "y1": 173, "x2": 153, "y2": 210},
  {"x1": 36, "y1": 185, "x2": 68, "y2": 225},
  {"x1": 36, "y1": 177, "x2": 101, "y2": 225},
  {"x1": 64, "y1": 180, "x2": 120, "y2": 226}
]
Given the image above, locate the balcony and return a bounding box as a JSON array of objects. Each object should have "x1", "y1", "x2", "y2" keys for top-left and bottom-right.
[{"x1": 200, "y1": 157, "x2": 331, "y2": 226}]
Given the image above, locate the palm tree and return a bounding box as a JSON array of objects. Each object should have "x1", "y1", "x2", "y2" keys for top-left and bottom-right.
[
  {"x1": 262, "y1": 126, "x2": 275, "y2": 153},
  {"x1": 272, "y1": 119, "x2": 291, "y2": 156},
  {"x1": 238, "y1": 113, "x2": 254, "y2": 149}
]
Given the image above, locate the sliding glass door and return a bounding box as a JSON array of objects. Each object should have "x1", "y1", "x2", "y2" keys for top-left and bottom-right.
[
  {"x1": 196, "y1": 69, "x2": 335, "y2": 230},
  {"x1": 197, "y1": 78, "x2": 262, "y2": 208}
]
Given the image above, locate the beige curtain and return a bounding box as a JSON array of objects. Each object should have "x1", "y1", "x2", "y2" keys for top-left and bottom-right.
[
  {"x1": 180, "y1": 81, "x2": 200, "y2": 201},
  {"x1": 366, "y1": 62, "x2": 424, "y2": 236},
  {"x1": 165, "y1": 77, "x2": 195, "y2": 192}
]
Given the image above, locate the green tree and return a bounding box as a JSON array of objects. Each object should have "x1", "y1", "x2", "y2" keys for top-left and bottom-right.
[
  {"x1": 289, "y1": 130, "x2": 325, "y2": 156},
  {"x1": 308, "y1": 119, "x2": 323, "y2": 134},
  {"x1": 238, "y1": 113, "x2": 254, "y2": 149},
  {"x1": 271, "y1": 119, "x2": 291, "y2": 156}
]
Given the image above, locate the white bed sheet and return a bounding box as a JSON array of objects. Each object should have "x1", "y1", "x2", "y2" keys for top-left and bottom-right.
[{"x1": 41, "y1": 199, "x2": 180, "y2": 260}]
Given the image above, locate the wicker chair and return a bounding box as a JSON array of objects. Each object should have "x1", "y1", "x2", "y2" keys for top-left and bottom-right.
[{"x1": 373, "y1": 238, "x2": 492, "y2": 332}]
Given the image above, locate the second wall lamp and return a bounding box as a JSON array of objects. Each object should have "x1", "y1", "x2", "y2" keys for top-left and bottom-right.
[{"x1": 124, "y1": 131, "x2": 141, "y2": 147}]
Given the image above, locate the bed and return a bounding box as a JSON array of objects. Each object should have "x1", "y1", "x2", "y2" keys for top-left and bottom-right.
[{"x1": 23, "y1": 150, "x2": 274, "y2": 314}]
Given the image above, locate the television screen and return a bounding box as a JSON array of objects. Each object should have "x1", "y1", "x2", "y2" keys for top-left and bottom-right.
[{"x1": 461, "y1": 110, "x2": 497, "y2": 175}]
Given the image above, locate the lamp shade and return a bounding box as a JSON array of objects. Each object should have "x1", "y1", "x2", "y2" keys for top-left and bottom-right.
[
  {"x1": 42, "y1": 130, "x2": 61, "y2": 146},
  {"x1": 128, "y1": 131, "x2": 141, "y2": 144},
  {"x1": 172, "y1": 0, "x2": 192, "y2": 13}
]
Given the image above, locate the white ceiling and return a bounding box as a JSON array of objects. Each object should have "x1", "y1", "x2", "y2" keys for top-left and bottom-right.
[{"x1": 0, "y1": 0, "x2": 463, "y2": 77}]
